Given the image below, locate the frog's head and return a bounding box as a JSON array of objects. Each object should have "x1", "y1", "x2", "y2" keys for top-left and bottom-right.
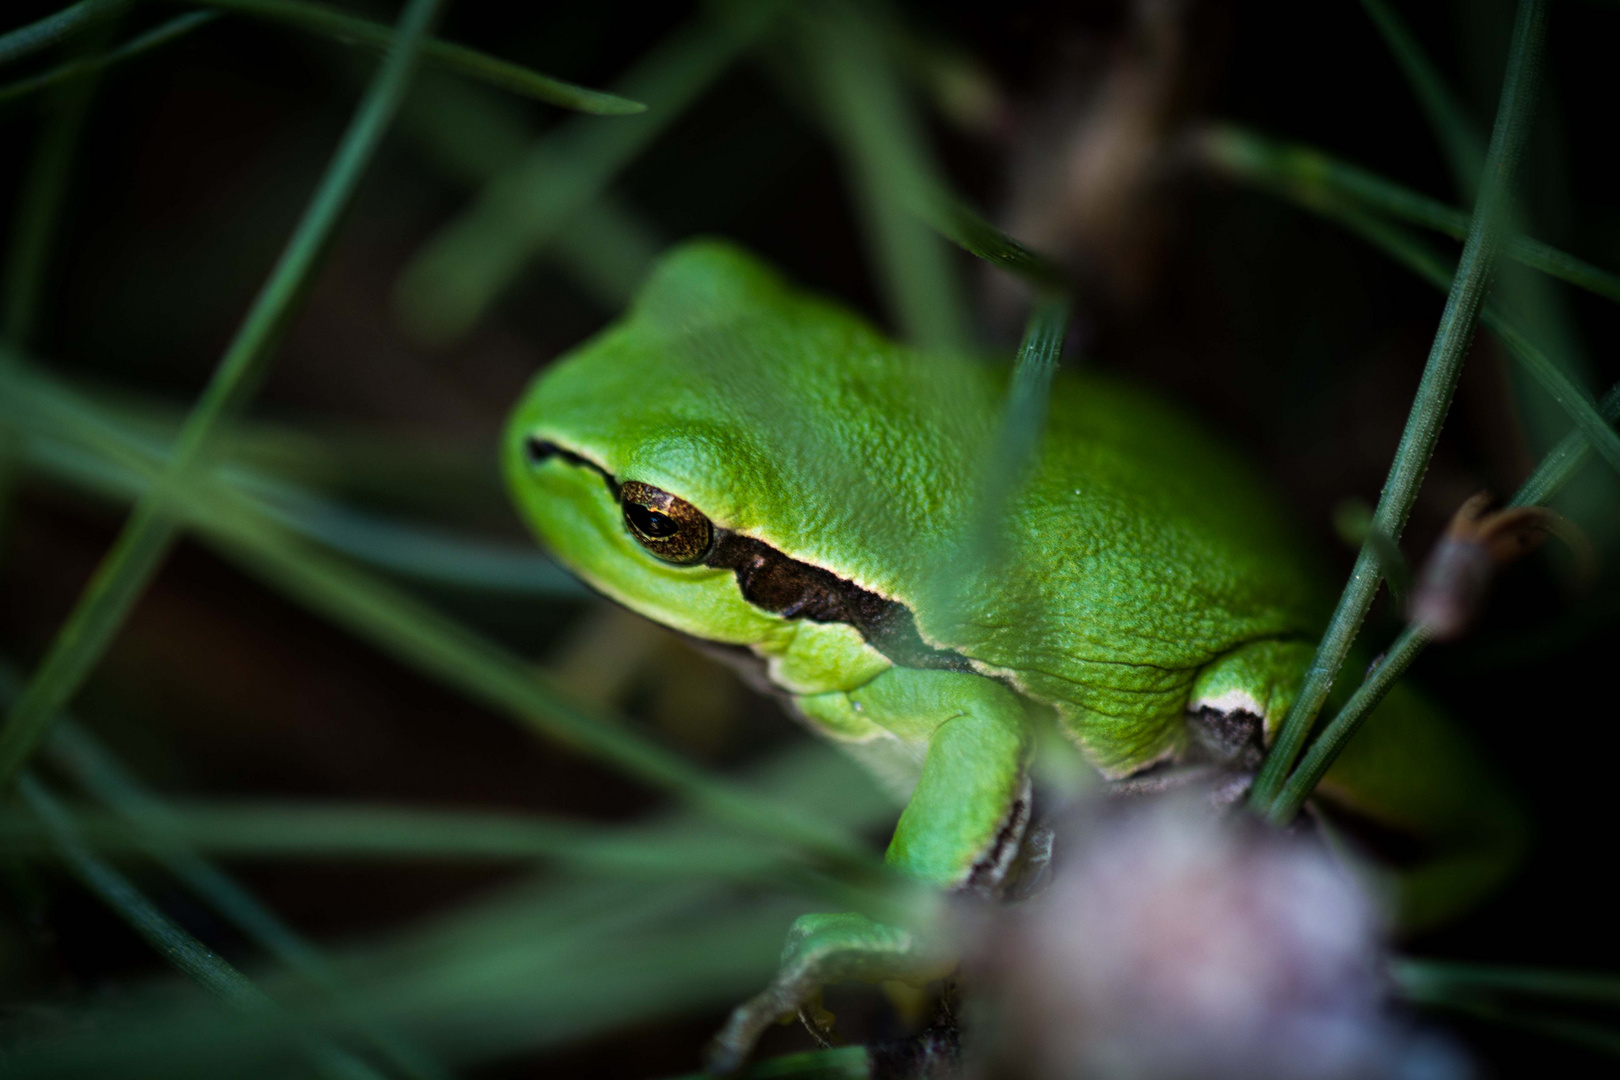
[{"x1": 503, "y1": 239, "x2": 993, "y2": 650}]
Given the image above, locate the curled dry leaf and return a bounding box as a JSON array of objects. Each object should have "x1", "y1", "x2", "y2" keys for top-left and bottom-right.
[{"x1": 1409, "y1": 492, "x2": 1591, "y2": 641}]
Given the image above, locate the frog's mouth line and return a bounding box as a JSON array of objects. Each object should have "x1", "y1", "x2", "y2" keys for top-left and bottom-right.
[{"x1": 526, "y1": 438, "x2": 970, "y2": 673}]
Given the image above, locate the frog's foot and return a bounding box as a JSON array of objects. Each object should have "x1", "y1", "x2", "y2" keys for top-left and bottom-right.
[{"x1": 705, "y1": 912, "x2": 953, "y2": 1075}]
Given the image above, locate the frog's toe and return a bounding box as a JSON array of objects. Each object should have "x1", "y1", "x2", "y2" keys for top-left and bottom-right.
[
  {"x1": 706, "y1": 983, "x2": 810, "y2": 1075},
  {"x1": 705, "y1": 913, "x2": 951, "y2": 1074}
]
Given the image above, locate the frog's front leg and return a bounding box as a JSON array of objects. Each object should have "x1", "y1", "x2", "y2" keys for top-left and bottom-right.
[{"x1": 708, "y1": 668, "x2": 1032, "y2": 1073}]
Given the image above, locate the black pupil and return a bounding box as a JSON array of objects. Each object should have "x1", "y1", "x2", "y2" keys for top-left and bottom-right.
[{"x1": 628, "y1": 503, "x2": 679, "y2": 538}]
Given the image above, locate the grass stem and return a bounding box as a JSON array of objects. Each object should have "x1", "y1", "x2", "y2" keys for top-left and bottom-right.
[
  {"x1": 800, "y1": 1, "x2": 970, "y2": 353},
  {"x1": 17, "y1": 773, "x2": 389, "y2": 1080},
  {"x1": 0, "y1": 0, "x2": 447, "y2": 791},
  {"x1": 41, "y1": 714, "x2": 452, "y2": 1080},
  {"x1": 1266, "y1": 376, "x2": 1620, "y2": 822},
  {"x1": 0, "y1": 12, "x2": 215, "y2": 107},
  {"x1": 1201, "y1": 127, "x2": 1620, "y2": 306},
  {"x1": 1249, "y1": 0, "x2": 1549, "y2": 814},
  {"x1": 181, "y1": 0, "x2": 643, "y2": 113},
  {"x1": 0, "y1": 360, "x2": 879, "y2": 872}
]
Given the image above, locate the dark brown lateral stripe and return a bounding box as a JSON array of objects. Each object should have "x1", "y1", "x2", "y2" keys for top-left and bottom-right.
[
  {"x1": 528, "y1": 438, "x2": 971, "y2": 672},
  {"x1": 705, "y1": 531, "x2": 972, "y2": 672}
]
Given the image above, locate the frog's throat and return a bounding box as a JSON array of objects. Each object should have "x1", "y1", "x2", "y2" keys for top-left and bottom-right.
[{"x1": 529, "y1": 439, "x2": 970, "y2": 673}]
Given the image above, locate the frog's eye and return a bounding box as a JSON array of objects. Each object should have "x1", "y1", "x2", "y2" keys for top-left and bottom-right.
[{"x1": 619, "y1": 481, "x2": 714, "y2": 565}]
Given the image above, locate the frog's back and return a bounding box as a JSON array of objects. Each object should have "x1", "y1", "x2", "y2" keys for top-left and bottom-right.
[{"x1": 933, "y1": 373, "x2": 1324, "y2": 771}]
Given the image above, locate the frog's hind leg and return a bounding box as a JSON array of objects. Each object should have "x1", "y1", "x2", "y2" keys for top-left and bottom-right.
[
  {"x1": 1188, "y1": 639, "x2": 1317, "y2": 750},
  {"x1": 1188, "y1": 639, "x2": 1525, "y2": 929},
  {"x1": 1145, "y1": 638, "x2": 1318, "y2": 806}
]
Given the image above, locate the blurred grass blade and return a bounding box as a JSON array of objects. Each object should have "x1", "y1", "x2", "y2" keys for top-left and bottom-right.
[
  {"x1": 397, "y1": 72, "x2": 665, "y2": 307},
  {"x1": 241, "y1": 475, "x2": 586, "y2": 595},
  {"x1": 1267, "y1": 377, "x2": 1620, "y2": 821},
  {"x1": 799, "y1": 1, "x2": 969, "y2": 353},
  {"x1": 1510, "y1": 381, "x2": 1620, "y2": 509},
  {"x1": 1358, "y1": 0, "x2": 1485, "y2": 192},
  {"x1": 0, "y1": 797, "x2": 796, "y2": 877},
  {"x1": 1201, "y1": 127, "x2": 1620, "y2": 305},
  {"x1": 26, "y1": 425, "x2": 585, "y2": 595},
  {"x1": 0, "y1": 360, "x2": 876, "y2": 869},
  {"x1": 207, "y1": 527, "x2": 871, "y2": 866},
  {"x1": 188, "y1": 0, "x2": 643, "y2": 114},
  {"x1": 0, "y1": 12, "x2": 216, "y2": 107},
  {"x1": 38, "y1": 714, "x2": 450, "y2": 1080},
  {"x1": 1360, "y1": 0, "x2": 1597, "y2": 481},
  {"x1": 0, "y1": 0, "x2": 117, "y2": 69},
  {"x1": 17, "y1": 773, "x2": 389, "y2": 1080},
  {"x1": 1250, "y1": 0, "x2": 1548, "y2": 814},
  {"x1": 395, "y1": 4, "x2": 782, "y2": 345},
  {"x1": 1317, "y1": 206, "x2": 1620, "y2": 481},
  {"x1": 1394, "y1": 959, "x2": 1620, "y2": 1059},
  {"x1": 940, "y1": 296, "x2": 1067, "y2": 617},
  {"x1": 1393, "y1": 960, "x2": 1620, "y2": 1007},
  {"x1": 1, "y1": 884, "x2": 807, "y2": 1076},
  {"x1": 0, "y1": 0, "x2": 446, "y2": 791},
  {"x1": 927, "y1": 200, "x2": 1065, "y2": 293},
  {"x1": 2, "y1": 5, "x2": 116, "y2": 346},
  {"x1": 0, "y1": 743, "x2": 905, "y2": 1074}
]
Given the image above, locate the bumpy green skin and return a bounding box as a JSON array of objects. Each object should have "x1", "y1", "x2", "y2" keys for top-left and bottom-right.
[{"x1": 505, "y1": 241, "x2": 1522, "y2": 1061}]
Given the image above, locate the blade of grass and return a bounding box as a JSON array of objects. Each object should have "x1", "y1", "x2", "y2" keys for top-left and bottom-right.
[
  {"x1": 0, "y1": 797, "x2": 801, "y2": 875},
  {"x1": 58, "y1": 382, "x2": 511, "y2": 526},
  {"x1": 0, "y1": 0, "x2": 446, "y2": 792},
  {"x1": 1361, "y1": 0, "x2": 1597, "y2": 491},
  {"x1": 798, "y1": 1, "x2": 969, "y2": 353},
  {"x1": 1201, "y1": 132, "x2": 1620, "y2": 526},
  {"x1": 2, "y1": 5, "x2": 116, "y2": 346},
  {"x1": 1249, "y1": 0, "x2": 1549, "y2": 814},
  {"x1": 939, "y1": 296, "x2": 1067, "y2": 617},
  {"x1": 0, "y1": 359, "x2": 878, "y2": 871},
  {"x1": 396, "y1": 71, "x2": 665, "y2": 308},
  {"x1": 0, "y1": 0, "x2": 119, "y2": 68},
  {"x1": 1201, "y1": 127, "x2": 1620, "y2": 305},
  {"x1": 17, "y1": 773, "x2": 389, "y2": 1080},
  {"x1": 183, "y1": 0, "x2": 642, "y2": 114},
  {"x1": 0, "y1": 428, "x2": 19, "y2": 549},
  {"x1": 0, "y1": 11, "x2": 216, "y2": 108},
  {"x1": 927, "y1": 200, "x2": 1066, "y2": 293},
  {"x1": 1, "y1": 883, "x2": 807, "y2": 1077},
  {"x1": 1413, "y1": 997, "x2": 1620, "y2": 1059},
  {"x1": 1393, "y1": 963, "x2": 1620, "y2": 1060},
  {"x1": 1267, "y1": 377, "x2": 1620, "y2": 822},
  {"x1": 0, "y1": 0, "x2": 641, "y2": 113},
  {"x1": 1394, "y1": 959, "x2": 1620, "y2": 1008},
  {"x1": 240, "y1": 474, "x2": 586, "y2": 595},
  {"x1": 1301, "y1": 200, "x2": 1620, "y2": 481},
  {"x1": 2, "y1": 743, "x2": 905, "y2": 1074},
  {"x1": 4, "y1": 740, "x2": 907, "y2": 1072},
  {"x1": 1359, "y1": 0, "x2": 1485, "y2": 192},
  {"x1": 394, "y1": 3, "x2": 783, "y2": 345},
  {"x1": 36, "y1": 712, "x2": 451, "y2": 1080},
  {"x1": 24, "y1": 425, "x2": 585, "y2": 595}
]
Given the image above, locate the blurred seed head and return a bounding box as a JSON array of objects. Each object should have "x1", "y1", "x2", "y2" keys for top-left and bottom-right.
[
  {"x1": 961, "y1": 797, "x2": 1469, "y2": 1080},
  {"x1": 1409, "y1": 492, "x2": 1585, "y2": 641}
]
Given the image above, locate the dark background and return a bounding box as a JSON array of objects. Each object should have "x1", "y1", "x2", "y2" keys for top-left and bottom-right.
[{"x1": 2, "y1": 0, "x2": 1617, "y2": 1075}]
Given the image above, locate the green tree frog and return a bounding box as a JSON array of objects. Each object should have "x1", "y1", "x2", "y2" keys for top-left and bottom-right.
[{"x1": 504, "y1": 240, "x2": 1522, "y2": 1068}]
